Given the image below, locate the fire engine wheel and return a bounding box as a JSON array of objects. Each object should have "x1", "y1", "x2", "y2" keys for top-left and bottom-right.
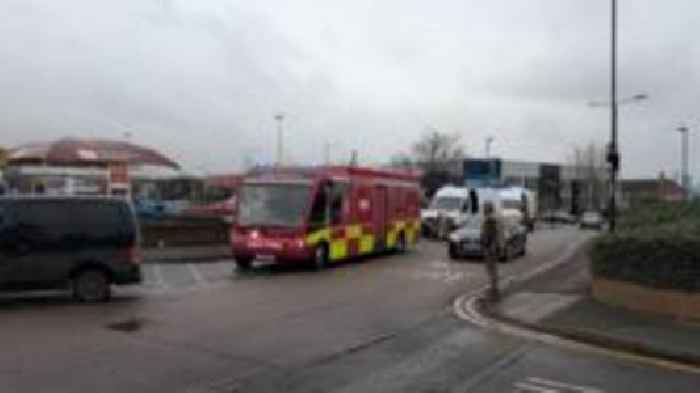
[
  {"x1": 235, "y1": 257, "x2": 253, "y2": 271},
  {"x1": 314, "y1": 244, "x2": 329, "y2": 270},
  {"x1": 448, "y1": 243, "x2": 460, "y2": 260}
]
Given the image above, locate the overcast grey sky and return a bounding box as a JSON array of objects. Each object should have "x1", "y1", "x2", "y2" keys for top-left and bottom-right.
[{"x1": 1, "y1": 0, "x2": 699, "y2": 179}]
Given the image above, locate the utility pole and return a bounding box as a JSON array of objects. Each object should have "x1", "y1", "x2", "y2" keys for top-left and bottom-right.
[
  {"x1": 349, "y1": 150, "x2": 358, "y2": 167},
  {"x1": 274, "y1": 113, "x2": 284, "y2": 166},
  {"x1": 677, "y1": 126, "x2": 690, "y2": 194},
  {"x1": 607, "y1": 0, "x2": 620, "y2": 233},
  {"x1": 485, "y1": 136, "x2": 494, "y2": 159},
  {"x1": 324, "y1": 140, "x2": 331, "y2": 165}
]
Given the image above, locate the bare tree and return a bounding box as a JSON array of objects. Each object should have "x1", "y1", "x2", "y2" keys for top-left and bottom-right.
[
  {"x1": 568, "y1": 142, "x2": 606, "y2": 210},
  {"x1": 412, "y1": 130, "x2": 465, "y2": 172},
  {"x1": 408, "y1": 129, "x2": 466, "y2": 197}
]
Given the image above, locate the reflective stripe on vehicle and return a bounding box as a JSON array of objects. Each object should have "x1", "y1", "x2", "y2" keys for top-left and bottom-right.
[{"x1": 305, "y1": 219, "x2": 419, "y2": 261}]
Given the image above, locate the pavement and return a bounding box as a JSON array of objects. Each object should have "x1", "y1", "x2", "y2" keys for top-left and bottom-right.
[
  {"x1": 490, "y1": 236, "x2": 700, "y2": 367},
  {"x1": 2, "y1": 227, "x2": 700, "y2": 392}
]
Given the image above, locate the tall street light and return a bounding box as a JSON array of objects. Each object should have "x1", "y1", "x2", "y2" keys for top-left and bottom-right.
[
  {"x1": 274, "y1": 113, "x2": 284, "y2": 166},
  {"x1": 677, "y1": 126, "x2": 690, "y2": 193},
  {"x1": 604, "y1": 0, "x2": 652, "y2": 233},
  {"x1": 608, "y1": 0, "x2": 620, "y2": 233},
  {"x1": 485, "y1": 136, "x2": 494, "y2": 159},
  {"x1": 590, "y1": 0, "x2": 647, "y2": 234}
]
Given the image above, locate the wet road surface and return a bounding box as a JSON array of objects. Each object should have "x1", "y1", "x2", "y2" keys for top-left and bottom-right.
[{"x1": 1, "y1": 227, "x2": 697, "y2": 392}]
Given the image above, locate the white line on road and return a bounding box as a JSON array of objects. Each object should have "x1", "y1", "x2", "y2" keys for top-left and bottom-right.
[
  {"x1": 453, "y1": 245, "x2": 700, "y2": 375},
  {"x1": 187, "y1": 263, "x2": 208, "y2": 289},
  {"x1": 452, "y1": 346, "x2": 531, "y2": 393},
  {"x1": 524, "y1": 377, "x2": 604, "y2": 393},
  {"x1": 514, "y1": 381, "x2": 559, "y2": 393},
  {"x1": 513, "y1": 382, "x2": 560, "y2": 393},
  {"x1": 151, "y1": 264, "x2": 171, "y2": 291}
]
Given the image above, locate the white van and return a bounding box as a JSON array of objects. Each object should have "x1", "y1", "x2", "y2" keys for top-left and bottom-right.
[
  {"x1": 497, "y1": 187, "x2": 537, "y2": 231},
  {"x1": 420, "y1": 186, "x2": 472, "y2": 238}
]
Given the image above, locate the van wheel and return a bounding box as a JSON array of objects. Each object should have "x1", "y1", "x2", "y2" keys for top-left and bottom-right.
[
  {"x1": 314, "y1": 244, "x2": 329, "y2": 270},
  {"x1": 73, "y1": 269, "x2": 111, "y2": 302},
  {"x1": 519, "y1": 241, "x2": 527, "y2": 256},
  {"x1": 448, "y1": 243, "x2": 460, "y2": 260},
  {"x1": 396, "y1": 233, "x2": 407, "y2": 253},
  {"x1": 235, "y1": 257, "x2": 253, "y2": 271}
]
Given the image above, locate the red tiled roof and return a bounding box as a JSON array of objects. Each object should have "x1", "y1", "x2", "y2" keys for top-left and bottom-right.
[{"x1": 8, "y1": 138, "x2": 179, "y2": 169}]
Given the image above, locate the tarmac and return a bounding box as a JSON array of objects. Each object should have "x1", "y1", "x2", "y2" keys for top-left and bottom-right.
[{"x1": 485, "y1": 239, "x2": 700, "y2": 367}]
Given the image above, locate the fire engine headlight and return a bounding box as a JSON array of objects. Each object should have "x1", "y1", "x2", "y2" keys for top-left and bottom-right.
[{"x1": 294, "y1": 239, "x2": 306, "y2": 248}]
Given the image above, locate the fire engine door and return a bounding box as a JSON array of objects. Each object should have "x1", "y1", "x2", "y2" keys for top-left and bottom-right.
[{"x1": 372, "y1": 185, "x2": 388, "y2": 250}]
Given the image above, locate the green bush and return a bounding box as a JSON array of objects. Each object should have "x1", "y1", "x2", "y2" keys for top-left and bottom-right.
[
  {"x1": 618, "y1": 200, "x2": 700, "y2": 232},
  {"x1": 591, "y1": 231, "x2": 700, "y2": 293},
  {"x1": 591, "y1": 201, "x2": 700, "y2": 292}
]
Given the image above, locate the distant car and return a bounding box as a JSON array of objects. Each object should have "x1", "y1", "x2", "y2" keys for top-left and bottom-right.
[
  {"x1": 541, "y1": 210, "x2": 577, "y2": 225},
  {"x1": 579, "y1": 211, "x2": 604, "y2": 230},
  {"x1": 183, "y1": 196, "x2": 236, "y2": 224},
  {"x1": 0, "y1": 196, "x2": 142, "y2": 302},
  {"x1": 447, "y1": 217, "x2": 527, "y2": 261}
]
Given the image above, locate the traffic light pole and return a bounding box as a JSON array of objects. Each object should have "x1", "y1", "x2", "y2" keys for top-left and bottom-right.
[
  {"x1": 608, "y1": 0, "x2": 619, "y2": 233},
  {"x1": 678, "y1": 126, "x2": 690, "y2": 193}
]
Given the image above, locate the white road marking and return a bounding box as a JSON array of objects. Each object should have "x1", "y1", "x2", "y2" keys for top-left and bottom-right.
[
  {"x1": 151, "y1": 264, "x2": 171, "y2": 291},
  {"x1": 451, "y1": 346, "x2": 531, "y2": 392},
  {"x1": 453, "y1": 240, "x2": 700, "y2": 374},
  {"x1": 524, "y1": 377, "x2": 604, "y2": 393},
  {"x1": 334, "y1": 327, "x2": 526, "y2": 393},
  {"x1": 187, "y1": 263, "x2": 208, "y2": 289},
  {"x1": 514, "y1": 381, "x2": 559, "y2": 393},
  {"x1": 217, "y1": 261, "x2": 234, "y2": 276}
]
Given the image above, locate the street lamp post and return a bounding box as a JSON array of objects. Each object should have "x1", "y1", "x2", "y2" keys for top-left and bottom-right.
[
  {"x1": 589, "y1": 0, "x2": 647, "y2": 232},
  {"x1": 485, "y1": 136, "x2": 494, "y2": 159},
  {"x1": 677, "y1": 126, "x2": 690, "y2": 193},
  {"x1": 274, "y1": 113, "x2": 284, "y2": 166}
]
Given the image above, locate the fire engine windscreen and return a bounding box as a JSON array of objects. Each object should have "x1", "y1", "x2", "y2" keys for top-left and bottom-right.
[{"x1": 238, "y1": 184, "x2": 311, "y2": 227}]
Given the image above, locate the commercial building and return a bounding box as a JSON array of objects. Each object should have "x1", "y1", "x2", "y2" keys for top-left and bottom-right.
[
  {"x1": 3, "y1": 138, "x2": 212, "y2": 217},
  {"x1": 620, "y1": 175, "x2": 687, "y2": 205},
  {"x1": 462, "y1": 158, "x2": 609, "y2": 214}
]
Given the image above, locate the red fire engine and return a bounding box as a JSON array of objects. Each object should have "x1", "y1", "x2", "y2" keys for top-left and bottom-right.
[{"x1": 231, "y1": 166, "x2": 421, "y2": 270}]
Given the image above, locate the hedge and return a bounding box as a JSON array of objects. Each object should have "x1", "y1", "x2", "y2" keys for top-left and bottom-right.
[
  {"x1": 591, "y1": 231, "x2": 700, "y2": 293},
  {"x1": 617, "y1": 200, "x2": 700, "y2": 232},
  {"x1": 590, "y1": 201, "x2": 700, "y2": 292}
]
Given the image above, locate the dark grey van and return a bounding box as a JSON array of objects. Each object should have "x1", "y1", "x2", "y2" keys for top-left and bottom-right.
[{"x1": 0, "y1": 197, "x2": 142, "y2": 302}]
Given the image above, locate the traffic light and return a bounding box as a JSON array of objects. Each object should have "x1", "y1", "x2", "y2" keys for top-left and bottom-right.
[
  {"x1": 571, "y1": 181, "x2": 580, "y2": 216},
  {"x1": 607, "y1": 145, "x2": 620, "y2": 172}
]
